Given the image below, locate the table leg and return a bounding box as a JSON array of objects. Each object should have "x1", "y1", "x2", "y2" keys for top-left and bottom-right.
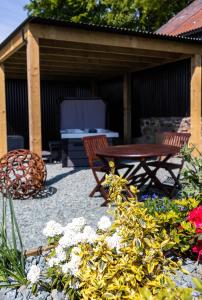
[
  {"x1": 127, "y1": 160, "x2": 150, "y2": 187},
  {"x1": 141, "y1": 157, "x2": 173, "y2": 196}
]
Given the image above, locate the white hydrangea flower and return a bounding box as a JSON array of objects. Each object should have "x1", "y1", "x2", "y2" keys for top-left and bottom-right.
[
  {"x1": 59, "y1": 229, "x2": 76, "y2": 248},
  {"x1": 62, "y1": 251, "x2": 81, "y2": 276},
  {"x1": 55, "y1": 245, "x2": 66, "y2": 262},
  {"x1": 61, "y1": 262, "x2": 69, "y2": 274},
  {"x1": 63, "y1": 217, "x2": 86, "y2": 235},
  {"x1": 97, "y1": 216, "x2": 112, "y2": 231},
  {"x1": 43, "y1": 220, "x2": 63, "y2": 238},
  {"x1": 73, "y1": 232, "x2": 86, "y2": 244},
  {"x1": 48, "y1": 257, "x2": 61, "y2": 267},
  {"x1": 59, "y1": 230, "x2": 85, "y2": 248},
  {"x1": 27, "y1": 265, "x2": 40, "y2": 284},
  {"x1": 82, "y1": 226, "x2": 98, "y2": 244},
  {"x1": 106, "y1": 232, "x2": 122, "y2": 253}
]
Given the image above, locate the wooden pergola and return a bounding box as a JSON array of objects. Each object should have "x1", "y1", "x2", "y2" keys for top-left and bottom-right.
[{"x1": 0, "y1": 17, "x2": 201, "y2": 157}]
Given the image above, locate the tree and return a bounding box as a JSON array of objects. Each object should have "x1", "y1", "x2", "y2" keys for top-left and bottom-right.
[
  {"x1": 134, "y1": 0, "x2": 193, "y2": 31},
  {"x1": 25, "y1": 0, "x2": 193, "y2": 32}
]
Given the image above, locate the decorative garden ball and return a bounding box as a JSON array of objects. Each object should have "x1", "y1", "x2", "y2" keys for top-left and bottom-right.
[{"x1": 0, "y1": 149, "x2": 47, "y2": 199}]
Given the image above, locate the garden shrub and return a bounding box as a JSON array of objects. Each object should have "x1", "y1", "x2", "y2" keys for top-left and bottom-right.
[
  {"x1": 180, "y1": 145, "x2": 202, "y2": 200},
  {"x1": 36, "y1": 172, "x2": 193, "y2": 299},
  {"x1": 144, "y1": 196, "x2": 200, "y2": 254},
  {"x1": 0, "y1": 194, "x2": 27, "y2": 288}
]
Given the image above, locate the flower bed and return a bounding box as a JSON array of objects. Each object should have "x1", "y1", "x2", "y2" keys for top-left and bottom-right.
[{"x1": 0, "y1": 161, "x2": 202, "y2": 299}]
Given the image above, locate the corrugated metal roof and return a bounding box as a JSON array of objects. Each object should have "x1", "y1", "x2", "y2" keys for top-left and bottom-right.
[
  {"x1": 180, "y1": 25, "x2": 202, "y2": 37},
  {"x1": 157, "y1": 0, "x2": 202, "y2": 36},
  {"x1": 1, "y1": 16, "x2": 202, "y2": 52}
]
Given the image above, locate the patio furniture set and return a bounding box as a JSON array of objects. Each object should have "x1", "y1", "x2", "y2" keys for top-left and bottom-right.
[
  {"x1": 0, "y1": 127, "x2": 190, "y2": 204},
  {"x1": 83, "y1": 132, "x2": 190, "y2": 205}
]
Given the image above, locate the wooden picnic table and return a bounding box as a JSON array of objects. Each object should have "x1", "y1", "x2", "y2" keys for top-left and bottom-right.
[{"x1": 96, "y1": 144, "x2": 180, "y2": 196}]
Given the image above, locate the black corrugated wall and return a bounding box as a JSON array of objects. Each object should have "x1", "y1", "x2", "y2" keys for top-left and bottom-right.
[
  {"x1": 100, "y1": 59, "x2": 191, "y2": 138},
  {"x1": 131, "y1": 59, "x2": 191, "y2": 137},
  {"x1": 132, "y1": 59, "x2": 190, "y2": 118},
  {"x1": 6, "y1": 58, "x2": 191, "y2": 149},
  {"x1": 6, "y1": 79, "x2": 91, "y2": 149}
]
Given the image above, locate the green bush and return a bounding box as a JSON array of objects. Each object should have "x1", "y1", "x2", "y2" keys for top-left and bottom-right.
[
  {"x1": 180, "y1": 145, "x2": 202, "y2": 200},
  {"x1": 35, "y1": 172, "x2": 194, "y2": 299},
  {"x1": 0, "y1": 194, "x2": 27, "y2": 288}
]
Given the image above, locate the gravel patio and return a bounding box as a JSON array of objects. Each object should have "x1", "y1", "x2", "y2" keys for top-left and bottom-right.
[
  {"x1": 0, "y1": 161, "x2": 179, "y2": 250},
  {"x1": 0, "y1": 163, "x2": 202, "y2": 300},
  {"x1": 0, "y1": 164, "x2": 109, "y2": 250}
]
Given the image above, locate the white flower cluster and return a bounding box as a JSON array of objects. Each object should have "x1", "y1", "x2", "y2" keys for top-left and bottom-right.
[
  {"x1": 48, "y1": 245, "x2": 66, "y2": 267},
  {"x1": 106, "y1": 232, "x2": 122, "y2": 253},
  {"x1": 59, "y1": 218, "x2": 97, "y2": 248},
  {"x1": 46, "y1": 217, "x2": 98, "y2": 275},
  {"x1": 27, "y1": 265, "x2": 41, "y2": 284},
  {"x1": 62, "y1": 247, "x2": 81, "y2": 277},
  {"x1": 43, "y1": 220, "x2": 63, "y2": 238},
  {"x1": 97, "y1": 216, "x2": 112, "y2": 231}
]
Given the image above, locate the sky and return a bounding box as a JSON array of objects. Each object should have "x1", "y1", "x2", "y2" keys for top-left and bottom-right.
[{"x1": 0, "y1": 0, "x2": 29, "y2": 43}]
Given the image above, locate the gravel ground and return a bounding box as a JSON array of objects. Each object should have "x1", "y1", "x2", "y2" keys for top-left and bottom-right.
[
  {"x1": 0, "y1": 164, "x2": 108, "y2": 249},
  {"x1": 0, "y1": 163, "x2": 201, "y2": 299},
  {"x1": 0, "y1": 161, "x2": 179, "y2": 250}
]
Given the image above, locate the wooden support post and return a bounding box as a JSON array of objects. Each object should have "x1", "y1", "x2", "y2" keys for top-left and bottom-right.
[
  {"x1": 190, "y1": 55, "x2": 202, "y2": 154},
  {"x1": 0, "y1": 64, "x2": 7, "y2": 157},
  {"x1": 27, "y1": 28, "x2": 42, "y2": 156},
  {"x1": 123, "y1": 73, "x2": 132, "y2": 144}
]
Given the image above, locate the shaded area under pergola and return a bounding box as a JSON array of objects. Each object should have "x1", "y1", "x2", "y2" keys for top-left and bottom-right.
[{"x1": 0, "y1": 17, "x2": 201, "y2": 156}]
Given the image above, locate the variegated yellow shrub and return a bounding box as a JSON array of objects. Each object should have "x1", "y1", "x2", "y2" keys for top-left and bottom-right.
[
  {"x1": 28, "y1": 168, "x2": 198, "y2": 299},
  {"x1": 77, "y1": 173, "x2": 192, "y2": 299}
]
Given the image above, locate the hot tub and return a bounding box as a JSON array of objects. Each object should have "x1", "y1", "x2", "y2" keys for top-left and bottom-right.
[
  {"x1": 60, "y1": 98, "x2": 119, "y2": 167},
  {"x1": 61, "y1": 129, "x2": 119, "y2": 167}
]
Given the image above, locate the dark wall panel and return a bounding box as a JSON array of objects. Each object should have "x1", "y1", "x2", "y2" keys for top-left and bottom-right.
[
  {"x1": 99, "y1": 77, "x2": 124, "y2": 138},
  {"x1": 6, "y1": 79, "x2": 91, "y2": 149},
  {"x1": 6, "y1": 79, "x2": 29, "y2": 148},
  {"x1": 100, "y1": 59, "x2": 191, "y2": 138},
  {"x1": 6, "y1": 58, "x2": 192, "y2": 149},
  {"x1": 132, "y1": 59, "x2": 191, "y2": 118}
]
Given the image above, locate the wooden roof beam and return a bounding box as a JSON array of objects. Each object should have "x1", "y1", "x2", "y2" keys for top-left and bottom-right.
[
  {"x1": 0, "y1": 26, "x2": 28, "y2": 62},
  {"x1": 5, "y1": 59, "x2": 153, "y2": 69},
  {"x1": 39, "y1": 39, "x2": 188, "y2": 59},
  {"x1": 29, "y1": 23, "x2": 202, "y2": 55}
]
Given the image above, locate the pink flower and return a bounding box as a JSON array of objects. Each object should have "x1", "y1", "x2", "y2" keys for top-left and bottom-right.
[
  {"x1": 188, "y1": 206, "x2": 202, "y2": 233},
  {"x1": 192, "y1": 240, "x2": 202, "y2": 262}
]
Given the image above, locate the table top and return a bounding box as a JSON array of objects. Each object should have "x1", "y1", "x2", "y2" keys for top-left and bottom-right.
[{"x1": 96, "y1": 144, "x2": 180, "y2": 159}]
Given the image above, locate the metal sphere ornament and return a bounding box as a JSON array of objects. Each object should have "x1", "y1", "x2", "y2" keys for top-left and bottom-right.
[{"x1": 0, "y1": 149, "x2": 47, "y2": 199}]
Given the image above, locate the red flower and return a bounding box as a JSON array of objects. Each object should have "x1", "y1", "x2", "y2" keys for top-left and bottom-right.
[
  {"x1": 192, "y1": 240, "x2": 202, "y2": 261},
  {"x1": 188, "y1": 205, "x2": 202, "y2": 233}
]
